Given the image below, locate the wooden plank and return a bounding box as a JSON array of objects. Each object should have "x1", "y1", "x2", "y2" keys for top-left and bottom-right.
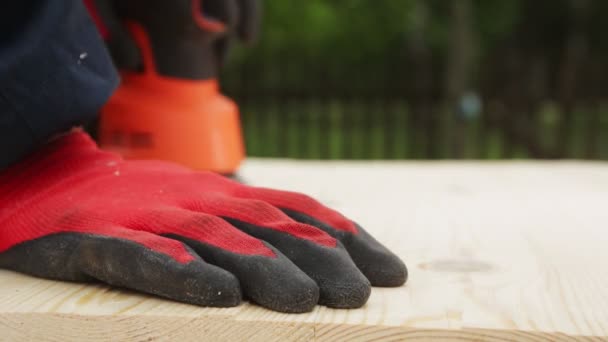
[{"x1": 1, "y1": 160, "x2": 607, "y2": 341}]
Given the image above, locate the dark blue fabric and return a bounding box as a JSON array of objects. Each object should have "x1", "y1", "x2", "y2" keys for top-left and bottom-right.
[{"x1": 0, "y1": 0, "x2": 119, "y2": 169}]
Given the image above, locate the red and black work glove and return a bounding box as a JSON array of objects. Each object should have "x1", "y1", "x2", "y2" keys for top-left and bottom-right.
[{"x1": 0, "y1": 132, "x2": 406, "y2": 313}]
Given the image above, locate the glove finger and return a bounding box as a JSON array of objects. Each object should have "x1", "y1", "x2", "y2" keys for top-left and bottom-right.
[
  {"x1": 283, "y1": 210, "x2": 407, "y2": 287},
  {"x1": 0, "y1": 226, "x2": 241, "y2": 308},
  {"x1": 180, "y1": 195, "x2": 371, "y2": 309},
  {"x1": 233, "y1": 187, "x2": 408, "y2": 287},
  {"x1": 121, "y1": 207, "x2": 319, "y2": 313}
]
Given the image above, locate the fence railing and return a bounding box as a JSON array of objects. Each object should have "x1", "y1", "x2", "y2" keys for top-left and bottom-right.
[{"x1": 228, "y1": 95, "x2": 607, "y2": 160}]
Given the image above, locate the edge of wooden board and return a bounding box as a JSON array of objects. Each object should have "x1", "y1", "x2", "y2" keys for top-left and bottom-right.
[{"x1": 1, "y1": 313, "x2": 601, "y2": 341}]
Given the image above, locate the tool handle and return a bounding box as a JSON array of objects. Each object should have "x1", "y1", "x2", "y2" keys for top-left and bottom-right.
[{"x1": 109, "y1": 0, "x2": 259, "y2": 79}]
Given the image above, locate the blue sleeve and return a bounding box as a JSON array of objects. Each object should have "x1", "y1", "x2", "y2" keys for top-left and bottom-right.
[{"x1": 0, "y1": 0, "x2": 119, "y2": 169}]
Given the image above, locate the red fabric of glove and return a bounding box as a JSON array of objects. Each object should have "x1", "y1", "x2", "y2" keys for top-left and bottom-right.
[{"x1": 0, "y1": 131, "x2": 406, "y2": 313}]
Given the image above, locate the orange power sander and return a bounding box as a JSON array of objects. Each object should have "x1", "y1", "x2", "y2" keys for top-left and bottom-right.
[{"x1": 88, "y1": 0, "x2": 259, "y2": 174}]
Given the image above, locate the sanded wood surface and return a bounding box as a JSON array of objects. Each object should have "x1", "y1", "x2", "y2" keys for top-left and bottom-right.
[{"x1": 1, "y1": 160, "x2": 608, "y2": 341}]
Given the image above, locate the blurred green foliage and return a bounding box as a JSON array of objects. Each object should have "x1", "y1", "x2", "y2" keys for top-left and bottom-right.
[{"x1": 230, "y1": 0, "x2": 601, "y2": 68}]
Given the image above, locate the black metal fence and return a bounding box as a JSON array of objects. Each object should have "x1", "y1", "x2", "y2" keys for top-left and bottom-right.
[
  {"x1": 228, "y1": 97, "x2": 607, "y2": 160},
  {"x1": 222, "y1": 52, "x2": 608, "y2": 160}
]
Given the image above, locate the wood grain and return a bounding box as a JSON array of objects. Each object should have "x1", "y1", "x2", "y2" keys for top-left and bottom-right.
[{"x1": 1, "y1": 161, "x2": 607, "y2": 341}]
